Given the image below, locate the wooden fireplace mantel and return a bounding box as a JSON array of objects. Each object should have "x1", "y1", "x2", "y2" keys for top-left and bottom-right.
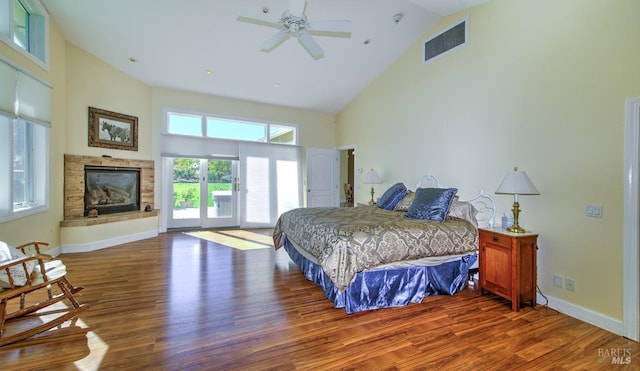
[{"x1": 60, "y1": 209, "x2": 159, "y2": 227}]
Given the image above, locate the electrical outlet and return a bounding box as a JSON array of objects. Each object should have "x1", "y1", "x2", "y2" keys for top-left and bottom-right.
[
  {"x1": 565, "y1": 278, "x2": 575, "y2": 292},
  {"x1": 553, "y1": 275, "x2": 564, "y2": 288}
]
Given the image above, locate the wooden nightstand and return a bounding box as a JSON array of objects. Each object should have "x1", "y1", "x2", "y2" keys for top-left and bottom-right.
[{"x1": 478, "y1": 227, "x2": 538, "y2": 311}]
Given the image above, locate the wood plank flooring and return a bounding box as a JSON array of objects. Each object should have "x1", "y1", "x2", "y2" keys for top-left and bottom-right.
[{"x1": 0, "y1": 230, "x2": 637, "y2": 370}]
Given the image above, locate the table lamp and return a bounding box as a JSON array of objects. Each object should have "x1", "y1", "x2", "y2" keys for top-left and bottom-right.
[
  {"x1": 495, "y1": 167, "x2": 540, "y2": 233},
  {"x1": 363, "y1": 169, "x2": 382, "y2": 205}
]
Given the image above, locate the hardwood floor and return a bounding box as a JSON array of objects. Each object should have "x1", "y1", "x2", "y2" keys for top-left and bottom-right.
[{"x1": 0, "y1": 230, "x2": 637, "y2": 370}]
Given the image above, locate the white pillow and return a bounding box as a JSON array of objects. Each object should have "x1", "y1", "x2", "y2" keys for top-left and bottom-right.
[{"x1": 0, "y1": 241, "x2": 36, "y2": 288}]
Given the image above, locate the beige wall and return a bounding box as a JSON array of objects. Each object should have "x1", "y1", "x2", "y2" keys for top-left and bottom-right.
[
  {"x1": 65, "y1": 44, "x2": 153, "y2": 160},
  {"x1": 337, "y1": 0, "x2": 640, "y2": 320}
]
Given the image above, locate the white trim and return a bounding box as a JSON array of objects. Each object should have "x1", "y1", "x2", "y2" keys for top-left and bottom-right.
[
  {"x1": 538, "y1": 293, "x2": 623, "y2": 336},
  {"x1": 61, "y1": 230, "x2": 158, "y2": 254},
  {"x1": 623, "y1": 97, "x2": 640, "y2": 341}
]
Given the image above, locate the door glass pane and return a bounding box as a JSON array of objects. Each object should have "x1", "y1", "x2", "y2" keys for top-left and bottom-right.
[
  {"x1": 207, "y1": 159, "x2": 233, "y2": 218},
  {"x1": 172, "y1": 158, "x2": 200, "y2": 219}
]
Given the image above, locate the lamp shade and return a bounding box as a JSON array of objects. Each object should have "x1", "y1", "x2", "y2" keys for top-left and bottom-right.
[
  {"x1": 364, "y1": 169, "x2": 382, "y2": 184},
  {"x1": 495, "y1": 167, "x2": 539, "y2": 195}
]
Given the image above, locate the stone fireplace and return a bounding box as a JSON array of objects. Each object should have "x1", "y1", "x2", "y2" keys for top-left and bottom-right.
[{"x1": 63, "y1": 154, "x2": 155, "y2": 221}]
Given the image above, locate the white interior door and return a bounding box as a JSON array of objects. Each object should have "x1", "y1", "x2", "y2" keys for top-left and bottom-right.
[{"x1": 306, "y1": 148, "x2": 338, "y2": 207}]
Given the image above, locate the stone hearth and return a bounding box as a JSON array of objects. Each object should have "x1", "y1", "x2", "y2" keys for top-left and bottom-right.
[{"x1": 60, "y1": 155, "x2": 158, "y2": 253}]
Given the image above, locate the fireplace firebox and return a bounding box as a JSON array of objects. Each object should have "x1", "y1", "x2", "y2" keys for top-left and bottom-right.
[{"x1": 84, "y1": 165, "x2": 141, "y2": 216}]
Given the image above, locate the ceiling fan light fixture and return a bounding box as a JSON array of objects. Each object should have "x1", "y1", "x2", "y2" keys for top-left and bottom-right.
[{"x1": 237, "y1": 0, "x2": 351, "y2": 60}]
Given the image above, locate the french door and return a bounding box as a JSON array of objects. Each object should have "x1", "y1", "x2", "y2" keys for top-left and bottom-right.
[{"x1": 167, "y1": 158, "x2": 238, "y2": 229}]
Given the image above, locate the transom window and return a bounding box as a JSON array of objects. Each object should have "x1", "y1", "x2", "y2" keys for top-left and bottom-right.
[
  {"x1": 167, "y1": 111, "x2": 297, "y2": 145},
  {"x1": 1, "y1": 0, "x2": 49, "y2": 67}
]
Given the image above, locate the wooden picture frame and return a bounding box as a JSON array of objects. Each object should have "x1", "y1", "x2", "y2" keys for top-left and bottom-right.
[{"x1": 88, "y1": 106, "x2": 138, "y2": 151}]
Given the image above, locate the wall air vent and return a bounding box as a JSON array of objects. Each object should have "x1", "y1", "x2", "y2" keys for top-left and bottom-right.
[{"x1": 424, "y1": 16, "x2": 469, "y2": 64}]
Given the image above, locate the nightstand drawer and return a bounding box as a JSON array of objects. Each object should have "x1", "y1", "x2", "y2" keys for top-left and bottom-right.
[{"x1": 479, "y1": 230, "x2": 511, "y2": 249}]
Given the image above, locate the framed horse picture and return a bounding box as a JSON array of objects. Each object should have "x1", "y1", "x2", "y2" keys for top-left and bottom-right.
[{"x1": 88, "y1": 106, "x2": 138, "y2": 151}]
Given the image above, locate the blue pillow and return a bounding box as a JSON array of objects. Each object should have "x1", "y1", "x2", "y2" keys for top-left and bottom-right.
[
  {"x1": 406, "y1": 187, "x2": 458, "y2": 222},
  {"x1": 377, "y1": 183, "x2": 408, "y2": 210}
]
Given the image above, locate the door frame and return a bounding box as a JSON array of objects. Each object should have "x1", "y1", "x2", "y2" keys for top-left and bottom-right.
[
  {"x1": 163, "y1": 157, "x2": 238, "y2": 230},
  {"x1": 338, "y1": 144, "x2": 357, "y2": 205},
  {"x1": 623, "y1": 97, "x2": 639, "y2": 341}
]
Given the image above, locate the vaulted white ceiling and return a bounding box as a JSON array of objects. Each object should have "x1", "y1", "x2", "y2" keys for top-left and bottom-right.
[{"x1": 41, "y1": 0, "x2": 486, "y2": 113}]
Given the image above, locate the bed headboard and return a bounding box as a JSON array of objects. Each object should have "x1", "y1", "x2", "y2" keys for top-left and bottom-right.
[
  {"x1": 416, "y1": 174, "x2": 441, "y2": 189},
  {"x1": 415, "y1": 173, "x2": 496, "y2": 228},
  {"x1": 461, "y1": 190, "x2": 496, "y2": 229}
]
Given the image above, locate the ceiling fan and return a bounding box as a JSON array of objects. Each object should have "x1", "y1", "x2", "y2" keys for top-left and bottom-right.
[{"x1": 237, "y1": 0, "x2": 351, "y2": 60}]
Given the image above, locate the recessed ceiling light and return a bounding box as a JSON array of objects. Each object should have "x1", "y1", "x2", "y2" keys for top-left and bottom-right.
[
  {"x1": 364, "y1": 39, "x2": 371, "y2": 45},
  {"x1": 262, "y1": 7, "x2": 269, "y2": 14},
  {"x1": 274, "y1": 83, "x2": 280, "y2": 88},
  {"x1": 128, "y1": 57, "x2": 137, "y2": 62},
  {"x1": 205, "y1": 69, "x2": 212, "y2": 75}
]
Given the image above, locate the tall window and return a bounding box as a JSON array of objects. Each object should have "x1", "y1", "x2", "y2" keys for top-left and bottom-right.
[
  {"x1": 0, "y1": 59, "x2": 51, "y2": 222},
  {"x1": 166, "y1": 111, "x2": 297, "y2": 145},
  {"x1": 1, "y1": 0, "x2": 49, "y2": 67}
]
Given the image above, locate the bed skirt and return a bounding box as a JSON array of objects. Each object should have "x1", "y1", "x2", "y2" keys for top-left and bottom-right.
[{"x1": 283, "y1": 238, "x2": 477, "y2": 314}]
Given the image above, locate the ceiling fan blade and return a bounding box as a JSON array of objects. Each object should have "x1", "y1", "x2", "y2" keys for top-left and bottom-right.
[
  {"x1": 306, "y1": 20, "x2": 351, "y2": 37},
  {"x1": 237, "y1": 11, "x2": 281, "y2": 28},
  {"x1": 289, "y1": 0, "x2": 306, "y2": 18},
  {"x1": 261, "y1": 29, "x2": 291, "y2": 52},
  {"x1": 298, "y1": 31, "x2": 324, "y2": 60}
]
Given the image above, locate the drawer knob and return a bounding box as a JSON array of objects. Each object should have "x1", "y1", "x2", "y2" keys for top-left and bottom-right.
[{"x1": 492, "y1": 236, "x2": 499, "y2": 242}]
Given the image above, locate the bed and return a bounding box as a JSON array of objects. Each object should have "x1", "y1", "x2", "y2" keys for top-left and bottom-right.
[{"x1": 273, "y1": 175, "x2": 496, "y2": 314}]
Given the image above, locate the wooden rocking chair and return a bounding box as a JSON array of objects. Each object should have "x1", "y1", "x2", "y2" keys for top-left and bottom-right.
[{"x1": 0, "y1": 241, "x2": 88, "y2": 346}]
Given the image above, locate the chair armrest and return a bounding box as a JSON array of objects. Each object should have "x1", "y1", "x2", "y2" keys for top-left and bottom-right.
[
  {"x1": 13, "y1": 241, "x2": 50, "y2": 255},
  {"x1": 0, "y1": 255, "x2": 53, "y2": 289}
]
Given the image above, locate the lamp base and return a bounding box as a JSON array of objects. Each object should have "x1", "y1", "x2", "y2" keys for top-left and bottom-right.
[
  {"x1": 369, "y1": 186, "x2": 376, "y2": 205},
  {"x1": 508, "y1": 201, "x2": 527, "y2": 233},
  {"x1": 507, "y1": 224, "x2": 526, "y2": 233}
]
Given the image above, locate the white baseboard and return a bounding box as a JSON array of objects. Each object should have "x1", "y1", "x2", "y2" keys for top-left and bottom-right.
[
  {"x1": 537, "y1": 292, "x2": 623, "y2": 337},
  {"x1": 61, "y1": 230, "x2": 159, "y2": 254}
]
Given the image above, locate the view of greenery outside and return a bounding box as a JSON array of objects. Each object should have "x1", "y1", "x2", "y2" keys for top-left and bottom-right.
[{"x1": 173, "y1": 159, "x2": 232, "y2": 208}]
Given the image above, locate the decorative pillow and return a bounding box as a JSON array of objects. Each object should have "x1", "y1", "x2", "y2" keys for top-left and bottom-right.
[
  {"x1": 377, "y1": 183, "x2": 408, "y2": 210},
  {"x1": 393, "y1": 190, "x2": 415, "y2": 211},
  {"x1": 448, "y1": 199, "x2": 478, "y2": 226},
  {"x1": 406, "y1": 187, "x2": 458, "y2": 222},
  {"x1": 0, "y1": 241, "x2": 35, "y2": 288}
]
